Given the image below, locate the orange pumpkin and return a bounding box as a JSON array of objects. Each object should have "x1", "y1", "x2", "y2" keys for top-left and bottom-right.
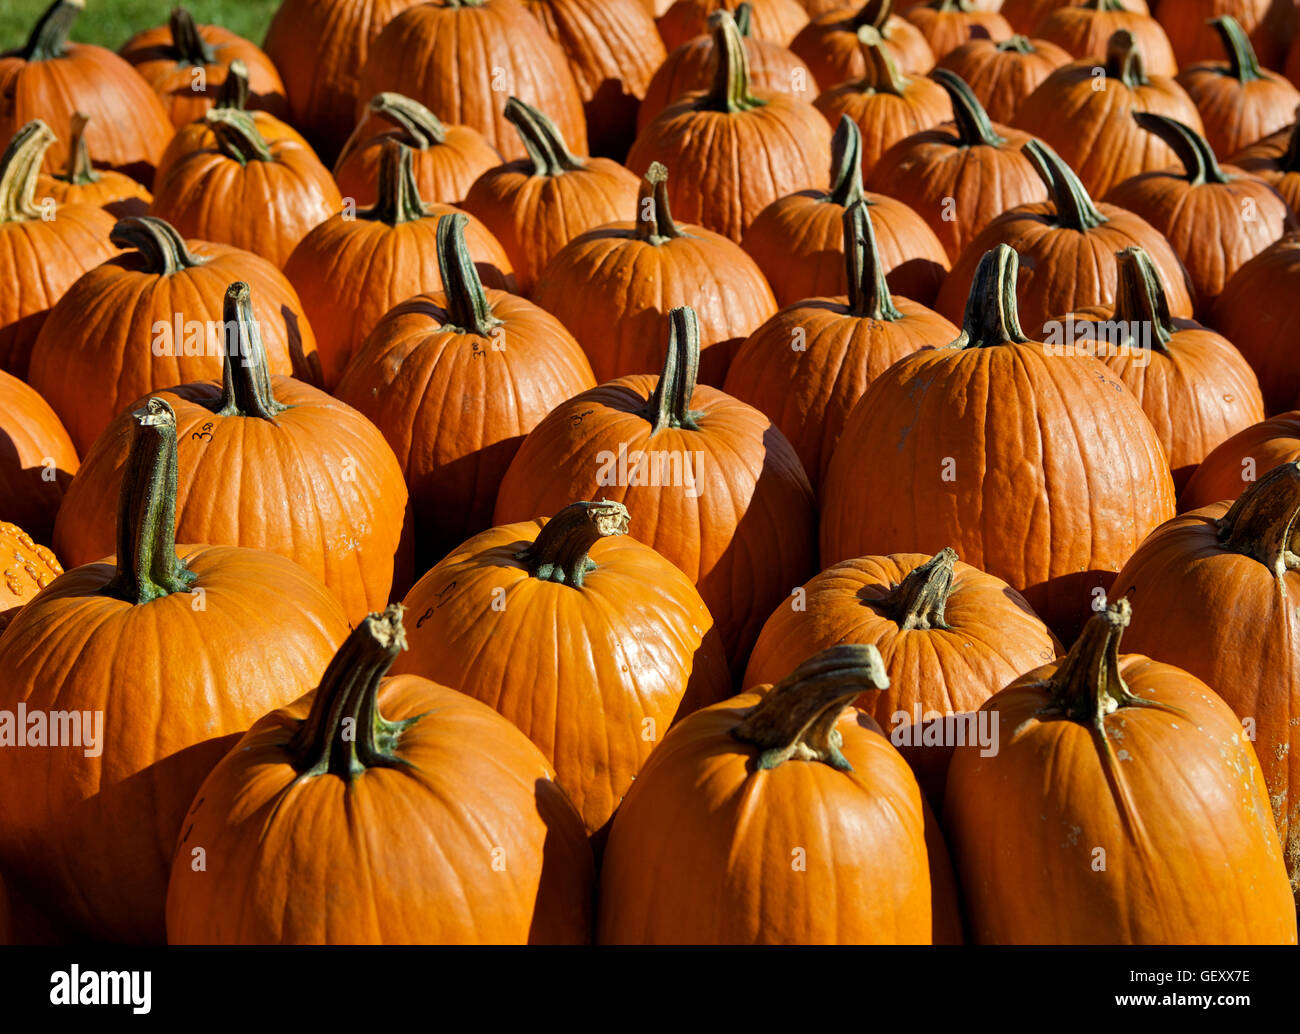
[
  {"x1": 34, "y1": 112, "x2": 150, "y2": 219},
  {"x1": 790, "y1": 0, "x2": 936, "y2": 89},
  {"x1": 0, "y1": 369, "x2": 77, "y2": 547},
  {"x1": 1034, "y1": 0, "x2": 1176, "y2": 76},
  {"x1": 1230, "y1": 112, "x2": 1300, "y2": 214},
  {"x1": 1156, "y1": 0, "x2": 1296, "y2": 73},
  {"x1": 657, "y1": 0, "x2": 810, "y2": 49},
  {"x1": 0, "y1": 522, "x2": 62, "y2": 633},
  {"x1": 903, "y1": 0, "x2": 1012, "y2": 62},
  {"x1": 934, "y1": 34, "x2": 1072, "y2": 124}
]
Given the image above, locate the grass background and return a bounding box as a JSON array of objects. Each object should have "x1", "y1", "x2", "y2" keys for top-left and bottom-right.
[{"x1": 2, "y1": 1, "x2": 281, "y2": 52}]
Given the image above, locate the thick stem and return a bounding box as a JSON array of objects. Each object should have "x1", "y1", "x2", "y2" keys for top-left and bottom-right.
[
  {"x1": 104, "y1": 398, "x2": 199, "y2": 605},
  {"x1": 59, "y1": 111, "x2": 99, "y2": 185},
  {"x1": 702, "y1": 10, "x2": 764, "y2": 113},
  {"x1": 731, "y1": 644, "x2": 890, "y2": 771},
  {"x1": 931, "y1": 68, "x2": 1004, "y2": 148},
  {"x1": 1110, "y1": 246, "x2": 1175, "y2": 352},
  {"x1": 287, "y1": 605, "x2": 413, "y2": 781},
  {"x1": 851, "y1": 0, "x2": 893, "y2": 30},
  {"x1": 1212, "y1": 15, "x2": 1262, "y2": 84},
  {"x1": 643, "y1": 306, "x2": 703, "y2": 433},
  {"x1": 1104, "y1": 29, "x2": 1148, "y2": 88},
  {"x1": 1132, "y1": 111, "x2": 1229, "y2": 186},
  {"x1": 876, "y1": 548, "x2": 956, "y2": 630},
  {"x1": 858, "y1": 25, "x2": 908, "y2": 96},
  {"x1": 214, "y1": 59, "x2": 250, "y2": 110},
  {"x1": 635, "y1": 162, "x2": 685, "y2": 243},
  {"x1": 435, "y1": 212, "x2": 502, "y2": 336},
  {"x1": 997, "y1": 35, "x2": 1035, "y2": 54},
  {"x1": 843, "y1": 200, "x2": 901, "y2": 320},
  {"x1": 204, "y1": 108, "x2": 274, "y2": 164},
  {"x1": 503, "y1": 96, "x2": 584, "y2": 176},
  {"x1": 1217, "y1": 461, "x2": 1300, "y2": 579},
  {"x1": 110, "y1": 216, "x2": 206, "y2": 274},
  {"x1": 367, "y1": 92, "x2": 446, "y2": 149},
  {"x1": 169, "y1": 7, "x2": 216, "y2": 67},
  {"x1": 515, "y1": 501, "x2": 630, "y2": 588},
  {"x1": 957, "y1": 243, "x2": 1029, "y2": 349},
  {"x1": 828, "y1": 115, "x2": 866, "y2": 206},
  {"x1": 19, "y1": 0, "x2": 81, "y2": 62},
  {"x1": 0, "y1": 120, "x2": 55, "y2": 222},
  {"x1": 215, "y1": 281, "x2": 287, "y2": 421},
  {"x1": 1022, "y1": 138, "x2": 1108, "y2": 232},
  {"x1": 361, "y1": 139, "x2": 427, "y2": 225}
]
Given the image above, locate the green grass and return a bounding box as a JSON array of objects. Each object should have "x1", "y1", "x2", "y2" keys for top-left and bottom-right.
[{"x1": 2, "y1": 0, "x2": 281, "y2": 53}]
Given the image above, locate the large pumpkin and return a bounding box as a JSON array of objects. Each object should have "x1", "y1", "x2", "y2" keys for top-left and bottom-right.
[
  {"x1": 1034, "y1": 0, "x2": 1176, "y2": 76},
  {"x1": 934, "y1": 34, "x2": 1072, "y2": 125},
  {"x1": 790, "y1": 0, "x2": 936, "y2": 89},
  {"x1": 657, "y1": 0, "x2": 810, "y2": 49},
  {"x1": 165, "y1": 606, "x2": 595, "y2": 944},
  {"x1": 34, "y1": 112, "x2": 151, "y2": 219},
  {"x1": 393, "y1": 500, "x2": 731, "y2": 839},
  {"x1": 0, "y1": 521, "x2": 62, "y2": 633},
  {"x1": 0, "y1": 369, "x2": 77, "y2": 547},
  {"x1": 0, "y1": 397, "x2": 350, "y2": 943}
]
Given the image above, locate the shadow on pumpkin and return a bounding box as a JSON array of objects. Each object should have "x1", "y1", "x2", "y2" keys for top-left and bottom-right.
[{"x1": 0, "y1": 427, "x2": 74, "y2": 547}]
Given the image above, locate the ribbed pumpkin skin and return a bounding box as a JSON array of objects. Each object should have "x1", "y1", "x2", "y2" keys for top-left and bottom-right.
[
  {"x1": 1156, "y1": 0, "x2": 1295, "y2": 72},
  {"x1": 820, "y1": 343, "x2": 1176, "y2": 640},
  {"x1": 1179, "y1": 414, "x2": 1300, "y2": 511},
  {"x1": 27, "y1": 241, "x2": 320, "y2": 455},
  {"x1": 51, "y1": 378, "x2": 412, "y2": 626},
  {"x1": 597, "y1": 690, "x2": 960, "y2": 943},
  {"x1": 935, "y1": 36, "x2": 1073, "y2": 124},
  {"x1": 0, "y1": 546, "x2": 350, "y2": 943},
  {"x1": 1035, "y1": 6, "x2": 1176, "y2": 76},
  {"x1": 743, "y1": 554, "x2": 1059, "y2": 805},
  {"x1": 157, "y1": 111, "x2": 311, "y2": 181},
  {"x1": 791, "y1": 6, "x2": 935, "y2": 88},
  {"x1": 357, "y1": 0, "x2": 589, "y2": 163},
  {"x1": 1231, "y1": 126, "x2": 1300, "y2": 214},
  {"x1": 0, "y1": 370, "x2": 78, "y2": 547},
  {"x1": 903, "y1": 4, "x2": 1012, "y2": 61},
  {"x1": 393, "y1": 518, "x2": 731, "y2": 837},
  {"x1": 1176, "y1": 61, "x2": 1300, "y2": 160},
  {"x1": 658, "y1": 0, "x2": 810, "y2": 48},
  {"x1": 493, "y1": 378, "x2": 817, "y2": 669},
  {"x1": 946, "y1": 652, "x2": 1297, "y2": 944},
  {"x1": 35, "y1": 166, "x2": 151, "y2": 220},
  {"x1": 814, "y1": 73, "x2": 952, "y2": 178},
  {"x1": 0, "y1": 522, "x2": 62, "y2": 632},
  {"x1": 165, "y1": 674, "x2": 594, "y2": 944},
  {"x1": 334, "y1": 118, "x2": 501, "y2": 207}
]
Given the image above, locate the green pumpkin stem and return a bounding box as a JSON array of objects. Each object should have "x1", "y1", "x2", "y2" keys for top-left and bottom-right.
[
  {"x1": 1022, "y1": 138, "x2": 1107, "y2": 231},
  {"x1": 366, "y1": 92, "x2": 447, "y2": 148},
  {"x1": 877, "y1": 548, "x2": 956, "y2": 630},
  {"x1": 504, "y1": 96, "x2": 584, "y2": 176},
  {"x1": 844, "y1": 200, "x2": 901, "y2": 320},
  {"x1": 19, "y1": 0, "x2": 81, "y2": 62},
  {"x1": 644, "y1": 306, "x2": 703, "y2": 433},
  {"x1": 1105, "y1": 29, "x2": 1148, "y2": 88},
  {"x1": 516, "y1": 501, "x2": 630, "y2": 588},
  {"x1": 735, "y1": 1, "x2": 754, "y2": 36},
  {"x1": 215, "y1": 281, "x2": 287, "y2": 421},
  {"x1": 110, "y1": 215, "x2": 207, "y2": 274},
  {"x1": 362, "y1": 139, "x2": 427, "y2": 225},
  {"x1": 931, "y1": 68, "x2": 1004, "y2": 148},
  {"x1": 703, "y1": 10, "x2": 764, "y2": 113},
  {"x1": 58, "y1": 111, "x2": 99, "y2": 185},
  {"x1": 205, "y1": 108, "x2": 274, "y2": 164},
  {"x1": 0, "y1": 120, "x2": 55, "y2": 223},
  {"x1": 1110, "y1": 246, "x2": 1175, "y2": 352},
  {"x1": 435, "y1": 212, "x2": 502, "y2": 336},
  {"x1": 997, "y1": 35, "x2": 1035, "y2": 54},
  {"x1": 957, "y1": 244, "x2": 1029, "y2": 349},
  {"x1": 858, "y1": 24, "x2": 909, "y2": 96},
  {"x1": 1132, "y1": 112, "x2": 1230, "y2": 186},
  {"x1": 828, "y1": 115, "x2": 866, "y2": 206},
  {"x1": 635, "y1": 162, "x2": 685, "y2": 242},
  {"x1": 731, "y1": 644, "x2": 890, "y2": 771},
  {"x1": 105, "y1": 397, "x2": 199, "y2": 605},
  {"x1": 214, "y1": 59, "x2": 251, "y2": 110},
  {"x1": 169, "y1": 7, "x2": 216, "y2": 67},
  {"x1": 1216, "y1": 461, "x2": 1300, "y2": 578},
  {"x1": 287, "y1": 605, "x2": 414, "y2": 781},
  {"x1": 1212, "y1": 15, "x2": 1263, "y2": 84}
]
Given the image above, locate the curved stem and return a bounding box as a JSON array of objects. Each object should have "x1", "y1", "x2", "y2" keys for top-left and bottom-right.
[
  {"x1": 827, "y1": 115, "x2": 866, "y2": 206},
  {"x1": 731, "y1": 644, "x2": 890, "y2": 771},
  {"x1": 169, "y1": 7, "x2": 216, "y2": 67},
  {"x1": 876, "y1": 548, "x2": 956, "y2": 630},
  {"x1": 361, "y1": 139, "x2": 427, "y2": 225},
  {"x1": 104, "y1": 398, "x2": 199, "y2": 605},
  {"x1": 58, "y1": 111, "x2": 99, "y2": 185},
  {"x1": 997, "y1": 35, "x2": 1035, "y2": 54},
  {"x1": 1104, "y1": 29, "x2": 1148, "y2": 88},
  {"x1": 287, "y1": 605, "x2": 413, "y2": 781},
  {"x1": 204, "y1": 108, "x2": 273, "y2": 164},
  {"x1": 857, "y1": 25, "x2": 908, "y2": 96},
  {"x1": 435, "y1": 213, "x2": 502, "y2": 336},
  {"x1": 643, "y1": 306, "x2": 703, "y2": 433},
  {"x1": 844, "y1": 200, "x2": 901, "y2": 320},
  {"x1": 515, "y1": 501, "x2": 630, "y2": 588},
  {"x1": 956, "y1": 244, "x2": 1029, "y2": 349},
  {"x1": 1022, "y1": 138, "x2": 1108, "y2": 231},
  {"x1": 214, "y1": 58, "x2": 250, "y2": 110},
  {"x1": 503, "y1": 96, "x2": 584, "y2": 176},
  {"x1": 1212, "y1": 15, "x2": 1262, "y2": 84},
  {"x1": 366, "y1": 92, "x2": 446, "y2": 149},
  {"x1": 635, "y1": 162, "x2": 685, "y2": 243},
  {"x1": 851, "y1": 0, "x2": 893, "y2": 31},
  {"x1": 1132, "y1": 112, "x2": 1229, "y2": 186},
  {"x1": 215, "y1": 281, "x2": 287, "y2": 421},
  {"x1": 1217, "y1": 461, "x2": 1300, "y2": 579},
  {"x1": 19, "y1": 0, "x2": 81, "y2": 62},
  {"x1": 1110, "y1": 246, "x2": 1174, "y2": 352},
  {"x1": 931, "y1": 68, "x2": 1004, "y2": 148},
  {"x1": 702, "y1": 10, "x2": 764, "y2": 113},
  {"x1": 734, "y1": 1, "x2": 753, "y2": 36},
  {"x1": 110, "y1": 215, "x2": 206, "y2": 274},
  {"x1": 0, "y1": 120, "x2": 55, "y2": 222}
]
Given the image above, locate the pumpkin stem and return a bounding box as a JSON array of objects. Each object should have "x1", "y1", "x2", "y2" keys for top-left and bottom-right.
[
  {"x1": 1110, "y1": 246, "x2": 1175, "y2": 352},
  {"x1": 58, "y1": 111, "x2": 99, "y2": 185},
  {"x1": 827, "y1": 115, "x2": 866, "y2": 206},
  {"x1": 1104, "y1": 29, "x2": 1148, "y2": 88},
  {"x1": 516, "y1": 500, "x2": 630, "y2": 588},
  {"x1": 366, "y1": 92, "x2": 447, "y2": 148},
  {"x1": 1212, "y1": 15, "x2": 1262, "y2": 84},
  {"x1": 361, "y1": 139, "x2": 427, "y2": 225},
  {"x1": 956, "y1": 244, "x2": 1028, "y2": 349},
  {"x1": 205, "y1": 108, "x2": 274, "y2": 164},
  {"x1": 924, "y1": 0, "x2": 975, "y2": 11},
  {"x1": 731, "y1": 644, "x2": 890, "y2": 771},
  {"x1": 214, "y1": 59, "x2": 250, "y2": 110},
  {"x1": 169, "y1": 7, "x2": 216, "y2": 67},
  {"x1": 504, "y1": 96, "x2": 584, "y2": 176},
  {"x1": 1132, "y1": 112, "x2": 1230, "y2": 186},
  {"x1": 104, "y1": 397, "x2": 199, "y2": 605},
  {"x1": 735, "y1": 1, "x2": 754, "y2": 36},
  {"x1": 858, "y1": 25, "x2": 909, "y2": 96},
  {"x1": 214, "y1": 282, "x2": 288, "y2": 421},
  {"x1": 0, "y1": 120, "x2": 55, "y2": 223},
  {"x1": 287, "y1": 605, "x2": 414, "y2": 782},
  {"x1": 851, "y1": 0, "x2": 893, "y2": 30},
  {"x1": 844, "y1": 200, "x2": 901, "y2": 320},
  {"x1": 702, "y1": 10, "x2": 764, "y2": 113},
  {"x1": 1022, "y1": 138, "x2": 1107, "y2": 232},
  {"x1": 110, "y1": 215, "x2": 206, "y2": 274},
  {"x1": 1216, "y1": 461, "x2": 1300, "y2": 579},
  {"x1": 931, "y1": 69, "x2": 1005, "y2": 148},
  {"x1": 435, "y1": 212, "x2": 502, "y2": 337},
  {"x1": 644, "y1": 306, "x2": 704, "y2": 433},
  {"x1": 1280, "y1": 110, "x2": 1300, "y2": 175},
  {"x1": 877, "y1": 548, "x2": 957, "y2": 630},
  {"x1": 997, "y1": 35, "x2": 1035, "y2": 54},
  {"x1": 18, "y1": 0, "x2": 81, "y2": 62},
  {"x1": 635, "y1": 162, "x2": 685, "y2": 242}
]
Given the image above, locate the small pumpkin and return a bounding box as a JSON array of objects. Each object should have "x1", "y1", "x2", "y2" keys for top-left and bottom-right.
[
  {"x1": 902, "y1": 0, "x2": 1012, "y2": 62},
  {"x1": 790, "y1": 0, "x2": 936, "y2": 90},
  {"x1": 657, "y1": 0, "x2": 810, "y2": 49},
  {"x1": 0, "y1": 522, "x2": 62, "y2": 633},
  {"x1": 1179, "y1": 413, "x2": 1300, "y2": 512},
  {"x1": 0, "y1": 369, "x2": 77, "y2": 547},
  {"x1": 934, "y1": 35, "x2": 1073, "y2": 124},
  {"x1": 1034, "y1": 0, "x2": 1176, "y2": 77},
  {"x1": 34, "y1": 112, "x2": 150, "y2": 219},
  {"x1": 1230, "y1": 110, "x2": 1300, "y2": 214}
]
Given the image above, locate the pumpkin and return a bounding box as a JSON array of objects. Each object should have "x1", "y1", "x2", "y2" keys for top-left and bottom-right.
[
  {"x1": 494, "y1": 306, "x2": 817, "y2": 669},
  {"x1": 524, "y1": 0, "x2": 667, "y2": 159},
  {"x1": 0, "y1": 522, "x2": 62, "y2": 633},
  {"x1": 1180, "y1": 412, "x2": 1300, "y2": 510},
  {"x1": 935, "y1": 139, "x2": 1195, "y2": 334},
  {"x1": 822, "y1": 244, "x2": 1177, "y2": 641},
  {"x1": 461, "y1": 97, "x2": 640, "y2": 294},
  {"x1": 150, "y1": 108, "x2": 343, "y2": 267},
  {"x1": 165, "y1": 605, "x2": 595, "y2": 944},
  {"x1": 263, "y1": 0, "x2": 416, "y2": 162},
  {"x1": 945, "y1": 599, "x2": 1297, "y2": 943},
  {"x1": 52, "y1": 281, "x2": 412, "y2": 625},
  {"x1": 0, "y1": 369, "x2": 77, "y2": 547},
  {"x1": 335, "y1": 214, "x2": 596, "y2": 568},
  {"x1": 1103, "y1": 113, "x2": 1292, "y2": 314},
  {"x1": 532, "y1": 162, "x2": 778, "y2": 386},
  {"x1": 1035, "y1": 0, "x2": 1176, "y2": 77},
  {"x1": 286, "y1": 140, "x2": 514, "y2": 389},
  {"x1": 357, "y1": 0, "x2": 589, "y2": 163},
  {"x1": 866, "y1": 70, "x2": 1048, "y2": 261},
  {"x1": 1230, "y1": 112, "x2": 1300, "y2": 213},
  {"x1": 1000, "y1": 0, "x2": 1151, "y2": 34},
  {"x1": 0, "y1": 397, "x2": 350, "y2": 943},
  {"x1": 1156, "y1": 0, "x2": 1296, "y2": 73},
  {"x1": 657, "y1": 0, "x2": 810, "y2": 49},
  {"x1": 1013, "y1": 29, "x2": 1206, "y2": 197},
  {"x1": 741, "y1": 115, "x2": 950, "y2": 306},
  {"x1": 393, "y1": 500, "x2": 731, "y2": 839},
  {"x1": 903, "y1": 0, "x2": 1012, "y2": 62},
  {"x1": 598, "y1": 644, "x2": 963, "y2": 943},
  {"x1": 744, "y1": 550, "x2": 1059, "y2": 808},
  {"x1": 1175, "y1": 15, "x2": 1300, "y2": 158},
  {"x1": 790, "y1": 0, "x2": 936, "y2": 90},
  {"x1": 0, "y1": 0, "x2": 172, "y2": 184},
  {"x1": 724, "y1": 200, "x2": 958, "y2": 488},
  {"x1": 34, "y1": 112, "x2": 150, "y2": 219},
  {"x1": 935, "y1": 35, "x2": 1073, "y2": 124},
  {"x1": 118, "y1": 7, "x2": 288, "y2": 129},
  {"x1": 813, "y1": 25, "x2": 952, "y2": 178},
  {"x1": 28, "y1": 215, "x2": 320, "y2": 455}
]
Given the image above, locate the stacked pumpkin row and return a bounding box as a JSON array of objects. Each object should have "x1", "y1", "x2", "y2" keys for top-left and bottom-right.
[{"x1": 0, "y1": 0, "x2": 1298, "y2": 945}]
